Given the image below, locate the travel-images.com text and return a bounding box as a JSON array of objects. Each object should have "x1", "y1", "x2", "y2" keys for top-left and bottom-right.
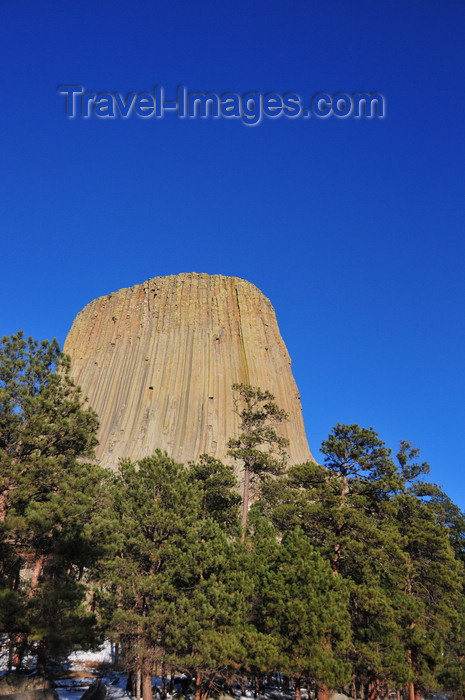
[{"x1": 58, "y1": 86, "x2": 385, "y2": 125}]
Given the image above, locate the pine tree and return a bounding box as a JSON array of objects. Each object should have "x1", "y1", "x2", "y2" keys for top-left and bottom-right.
[
  {"x1": 390, "y1": 487, "x2": 462, "y2": 696},
  {"x1": 438, "y1": 593, "x2": 465, "y2": 699},
  {"x1": 241, "y1": 510, "x2": 283, "y2": 687},
  {"x1": 99, "y1": 451, "x2": 246, "y2": 700},
  {"x1": 0, "y1": 331, "x2": 103, "y2": 667},
  {"x1": 228, "y1": 384, "x2": 288, "y2": 542},
  {"x1": 259, "y1": 426, "x2": 410, "y2": 696},
  {"x1": 245, "y1": 508, "x2": 351, "y2": 699},
  {"x1": 430, "y1": 487, "x2": 465, "y2": 697}
]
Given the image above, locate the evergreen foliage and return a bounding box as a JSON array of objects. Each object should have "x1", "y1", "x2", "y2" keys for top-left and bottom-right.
[
  {"x1": 258, "y1": 425, "x2": 465, "y2": 699},
  {"x1": 188, "y1": 454, "x2": 241, "y2": 534},
  {"x1": 1, "y1": 350, "x2": 465, "y2": 700},
  {"x1": 98, "y1": 452, "x2": 247, "y2": 700},
  {"x1": 248, "y1": 515, "x2": 351, "y2": 688},
  {"x1": 227, "y1": 384, "x2": 289, "y2": 541},
  {"x1": 0, "y1": 331, "x2": 105, "y2": 667}
]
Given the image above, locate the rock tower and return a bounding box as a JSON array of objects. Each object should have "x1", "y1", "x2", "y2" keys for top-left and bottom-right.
[{"x1": 64, "y1": 273, "x2": 313, "y2": 471}]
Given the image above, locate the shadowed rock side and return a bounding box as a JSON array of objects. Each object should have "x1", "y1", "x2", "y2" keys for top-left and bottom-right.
[{"x1": 64, "y1": 273, "x2": 314, "y2": 472}]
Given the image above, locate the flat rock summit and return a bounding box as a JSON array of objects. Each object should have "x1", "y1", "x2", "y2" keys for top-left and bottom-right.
[{"x1": 64, "y1": 273, "x2": 313, "y2": 471}]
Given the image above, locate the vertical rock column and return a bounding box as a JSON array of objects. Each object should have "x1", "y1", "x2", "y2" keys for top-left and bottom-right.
[{"x1": 64, "y1": 273, "x2": 313, "y2": 471}]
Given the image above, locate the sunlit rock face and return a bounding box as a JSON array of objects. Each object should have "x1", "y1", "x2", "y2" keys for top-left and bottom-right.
[{"x1": 64, "y1": 273, "x2": 313, "y2": 472}]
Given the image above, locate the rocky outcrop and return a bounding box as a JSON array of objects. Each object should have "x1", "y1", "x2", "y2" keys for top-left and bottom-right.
[
  {"x1": 0, "y1": 691, "x2": 58, "y2": 700},
  {"x1": 80, "y1": 680, "x2": 107, "y2": 700},
  {"x1": 0, "y1": 673, "x2": 56, "y2": 700},
  {"x1": 64, "y1": 273, "x2": 313, "y2": 472}
]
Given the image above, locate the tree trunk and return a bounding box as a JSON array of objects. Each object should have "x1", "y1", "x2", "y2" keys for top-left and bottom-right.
[
  {"x1": 407, "y1": 644, "x2": 415, "y2": 700},
  {"x1": 295, "y1": 677, "x2": 301, "y2": 700},
  {"x1": 254, "y1": 673, "x2": 260, "y2": 698},
  {"x1": 37, "y1": 640, "x2": 47, "y2": 670},
  {"x1": 8, "y1": 639, "x2": 13, "y2": 672},
  {"x1": 317, "y1": 685, "x2": 329, "y2": 700},
  {"x1": 241, "y1": 466, "x2": 251, "y2": 543},
  {"x1": 142, "y1": 670, "x2": 153, "y2": 700},
  {"x1": 161, "y1": 663, "x2": 166, "y2": 700},
  {"x1": 367, "y1": 680, "x2": 378, "y2": 700},
  {"x1": 332, "y1": 542, "x2": 341, "y2": 575},
  {"x1": 13, "y1": 634, "x2": 27, "y2": 670},
  {"x1": 195, "y1": 670, "x2": 202, "y2": 700},
  {"x1": 30, "y1": 556, "x2": 44, "y2": 590},
  {"x1": 0, "y1": 488, "x2": 9, "y2": 522},
  {"x1": 136, "y1": 666, "x2": 142, "y2": 700},
  {"x1": 126, "y1": 671, "x2": 135, "y2": 695},
  {"x1": 331, "y1": 473, "x2": 349, "y2": 575}
]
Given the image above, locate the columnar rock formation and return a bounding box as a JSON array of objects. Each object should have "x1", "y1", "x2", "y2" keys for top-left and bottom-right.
[{"x1": 64, "y1": 273, "x2": 313, "y2": 471}]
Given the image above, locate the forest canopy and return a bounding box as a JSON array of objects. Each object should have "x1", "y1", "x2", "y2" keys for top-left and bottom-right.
[{"x1": 0, "y1": 333, "x2": 464, "y2": 700}]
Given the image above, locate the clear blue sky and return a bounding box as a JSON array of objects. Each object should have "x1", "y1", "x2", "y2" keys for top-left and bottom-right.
[{"x1": 1, "y1": 0, "x2": 464, "y2": 507}]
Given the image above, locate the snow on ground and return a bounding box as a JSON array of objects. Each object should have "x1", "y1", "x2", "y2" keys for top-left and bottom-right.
[
  {"x1": 53, "y1": 644, "x2": 132, "y2": 700},
  {"x1": 56, "y1": 675, "x2": 132, "y2": 700},
  {"x1": 67, "y1": 641, "x2": 117, "y2": 668},
  {"x1": 54, "y1": 670, "x2": 132, "y2": 700},
  {"x1": 1, "y1": 644, "x2": 303, "y2": 700}
]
